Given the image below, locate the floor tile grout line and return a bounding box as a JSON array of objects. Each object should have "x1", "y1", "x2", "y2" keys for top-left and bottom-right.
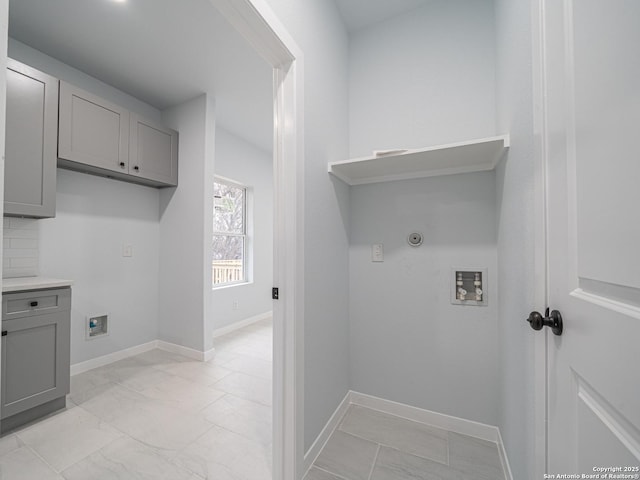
[
  {"x1": 206, "y1": 421, "x2": 273, "y2": 449},
  {"x1": 446, "y1": 431, "x2": 450, "y2": 466},
  {"x1": 21, "y1": 442, "x2": 64, "y2": 474},
  {"x1": 13, "y1": 320, "x2": 273, "y2": 479},
  {"x1": 13, "y1": 405, "x2": 127, "y2": 474},
  {"x1": 209, "y1": 366, "x2": 274, "y2": 384},
  {"x1": 367, "y1": 444, "x2": 381, "y2": 480},
  {"x1": 312, "y1": 465, "x2": 352, "y2": 480},
  {"x1": 57, "y1": 430, "x2": 134, "y2": 475},
  {"x1": 335, "y1": 427, "x2": 449, "y2": 466}
]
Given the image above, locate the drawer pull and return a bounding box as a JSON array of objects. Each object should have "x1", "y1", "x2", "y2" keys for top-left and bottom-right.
[
  {"x1": 2, "y1": 331, "x2": 7, "y2": 336},
  {"x1": 30, "y1": 301, "x2": 39, "y2": 307}
]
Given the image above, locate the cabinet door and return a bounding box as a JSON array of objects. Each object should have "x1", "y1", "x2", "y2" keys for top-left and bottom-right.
[
  {"x1": 4, "y1": 59, "x2": 58, "y2": 218},
  {"x1": 58, "y1": 81, "x2": 130, "y2": 174},
  {"x1": 1, "y1": 311, "x2": 70, "y2": 419},
  {"x1": 129, "y1": 114, "x2": 178, "y2": 186}
]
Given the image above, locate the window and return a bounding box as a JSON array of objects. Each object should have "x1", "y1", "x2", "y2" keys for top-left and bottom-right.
[{"x1": 213, "y1": 178, "x2": 247, "y2": 287}]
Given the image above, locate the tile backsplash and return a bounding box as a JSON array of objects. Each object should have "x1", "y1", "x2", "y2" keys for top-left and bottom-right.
[{"x1": 3, "y1": 217, "x2": 40, "y2": 278}]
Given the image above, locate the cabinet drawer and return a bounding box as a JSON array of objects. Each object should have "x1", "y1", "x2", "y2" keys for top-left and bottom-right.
[{"x1": 2, "y1": 288, "x2": 71, "y2": 321}]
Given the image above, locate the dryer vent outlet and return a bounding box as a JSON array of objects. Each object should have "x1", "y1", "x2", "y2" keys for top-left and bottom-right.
[{"x1": 407, "y1": 232, "x2": 423, "y2": 247}]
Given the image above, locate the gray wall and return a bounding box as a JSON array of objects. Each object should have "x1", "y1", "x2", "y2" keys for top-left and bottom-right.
[
  {"x1": 9, "y1": 39, "x2": 163, "y2": 364},
  {"x1": 8, "y1": 39, "x2": 219, "y2": 360},
  {"x1": 40, "y1": 170, "x2": 161, "y2": 364},
  {"x1": 347, "y1": 0, "x2": 500, "y2": 427},
  {"x1": 494, "y1": 0, "x2": 537, "y2": 478},
  {"x1": 159, "y1": 94, "x2": 216, "y2": 353},
  {"x1": 263, "y1": 0, "x2": 351, "y2": 452},
  {"x1": 349, "y1": 0, "x2": 497, "y2": 158},
  {"x1": 212, "y1": 127, "x2": 273, "y2": 330},
  {"x1": 349, "y1": 173, "x2": 499, "y2": 426}
]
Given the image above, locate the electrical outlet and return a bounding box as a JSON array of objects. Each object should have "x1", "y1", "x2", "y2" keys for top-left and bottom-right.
[
  {"x1": 372, "y1": 243, "x2": 384, "y2": 262},
  {"x1": 232, "y1": 301, "x2": 239, "y2": 310}
]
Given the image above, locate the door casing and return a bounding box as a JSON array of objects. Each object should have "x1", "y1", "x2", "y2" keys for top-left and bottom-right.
[
  {"x1": 532, "y1": 0, "x2": 551, "y2": 476},
  {"x1": 207, "y1": 1, "x2": 305, "y2": 479}
]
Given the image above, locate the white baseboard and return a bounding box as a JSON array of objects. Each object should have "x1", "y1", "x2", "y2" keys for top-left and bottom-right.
[
  {"x1": 213, "y1": 311, "x2": 272, "y2": 338},
  {"x1": 71, "y1": 340, "x2": 216, "y2": 375},
  {"x1": 303, "y1": 391, "x2": 352, "y2": 475},
  {"x1": 70, "y1": 341, "x2": 158, "y2": 376},
  {"x1": 303, "y1": 391, "x2": 513, "y2": 480},
  {"x1": 349, "y1": 391, "x2": 499, "y2": 443},
  {"x1": 496, "y1": 428, "x2": 514, "y2": 480},
  {"x1": 156, "y1": 340, "x2": 215, "y2": 362}
]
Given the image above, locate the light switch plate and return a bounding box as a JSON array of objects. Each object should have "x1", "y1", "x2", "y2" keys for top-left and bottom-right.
[
  {"x1": 122, "y1": 244, "x2": 133, "y2": 257},
  {"x1": 372, "y1": 244, "x2": 384, "y2": 262}
]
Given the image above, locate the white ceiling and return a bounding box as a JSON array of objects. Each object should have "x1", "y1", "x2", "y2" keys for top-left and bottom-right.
[
  {"x1": 333, "y1": 0, "x2": 429, "y2": 32},
  {"x1": 8, "y1": 0, "x2": 274, "y2": 152}
]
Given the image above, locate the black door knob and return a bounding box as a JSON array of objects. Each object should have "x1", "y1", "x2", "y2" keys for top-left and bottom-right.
[{"x1": 526, "y1": 308, "x2": 563, "y2": 336}]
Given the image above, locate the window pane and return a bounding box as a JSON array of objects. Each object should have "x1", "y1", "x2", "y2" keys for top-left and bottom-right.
[
  {"x1": 214, "y1": 182, "x2": 244, "y2": 234},
  {"x1": 212, "y1": 235, "x2": 244, "y2": 285}
]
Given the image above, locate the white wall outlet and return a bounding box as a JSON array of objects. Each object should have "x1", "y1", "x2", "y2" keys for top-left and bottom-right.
[
  {"x1": 372, "y1": 243, "x2": 384, "y2": 262},
  {"x1": 232, "y1": 301, "x2": 240, "y2": 310},
  {"x1": 122, "y1": 244, "x2": 133, "y2": 257}
]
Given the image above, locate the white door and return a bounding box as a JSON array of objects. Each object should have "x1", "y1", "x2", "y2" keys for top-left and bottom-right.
[{"x1": 540, "y1": 0, "x2": 640, "y2": 475}]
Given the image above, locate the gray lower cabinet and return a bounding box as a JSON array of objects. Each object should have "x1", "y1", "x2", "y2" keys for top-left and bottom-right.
[
  {"x1": 4, "y1": 59, "x2": 59, "y2": 218},
  {"x1": 1, "y1": 288, "x2": 71, "y2": 432},
  {"x1": 58, "y1": 81, "x2": 178, "y2": 187}
]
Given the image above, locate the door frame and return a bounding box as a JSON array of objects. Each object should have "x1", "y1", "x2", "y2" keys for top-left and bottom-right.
[
  {"x1": 208, "y1": 1, "x2": 305, "y2": 479},
  {"x1": 0, "y1": 0, "x2": 8, "y2": 445},
  {"x1": 532, "y1": 0, "x2": 552, "y2": 476}
]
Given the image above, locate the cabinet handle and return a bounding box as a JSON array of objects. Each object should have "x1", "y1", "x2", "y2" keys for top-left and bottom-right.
[
  {"x1": 2, "y1": 331, "x2": 7, "y2": 336},
  {"x1": 119, "y1": 162, "x2": 126, "y2": 168},
  {"x1": 133, "y1": 166, "x2": 139, "y2": 172},
  {"x1": 30, "y1": 301, "x2": 38, "y2": 307}
]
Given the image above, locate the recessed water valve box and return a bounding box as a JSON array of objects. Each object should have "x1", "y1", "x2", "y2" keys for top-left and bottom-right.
[
  {"x1": 451, "y1": 269, "x2": 487, "y2": 306},
  {"x1": 86, "y1": 313, "x2": 109, "y2": 340}
]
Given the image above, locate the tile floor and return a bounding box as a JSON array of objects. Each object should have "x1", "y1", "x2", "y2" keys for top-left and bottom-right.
[
  {"x1": 0, "y1": 316, "x2": 506, "y2": 480},
  {"x1": 0, "y1": 317, "x2": 273, "y2": 480},
  {"x1": 304, "y1": 405, "x2": 507, "y2": 480}
]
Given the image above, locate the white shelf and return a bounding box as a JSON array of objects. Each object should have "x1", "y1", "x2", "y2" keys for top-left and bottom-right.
[{"x1": 328, "y1": 134, "x2": 510, "y2": 186}]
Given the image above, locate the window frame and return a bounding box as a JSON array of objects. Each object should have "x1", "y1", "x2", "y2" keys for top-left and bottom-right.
[{"x1": 212, "y1": 176, "x2": 248, "y2": 289}]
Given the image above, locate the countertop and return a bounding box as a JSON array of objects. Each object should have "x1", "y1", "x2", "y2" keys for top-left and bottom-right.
[{"x1": 2, "y1": 276, "x2": 74, "y2": 293}]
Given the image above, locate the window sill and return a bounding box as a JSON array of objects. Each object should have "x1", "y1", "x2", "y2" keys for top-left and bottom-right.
[{"x1": 212, "y1": 280, "x2": 253, "y2": 291}]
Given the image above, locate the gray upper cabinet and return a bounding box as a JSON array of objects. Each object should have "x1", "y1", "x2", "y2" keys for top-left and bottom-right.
[
  {"x1": 58, "y1": 81, "x2": 130, "y2": 175},
  {"x1": 4, "y1": 59, "x2": 58, "y2": 218},
  {"x1": 130, "y1": 113, "x2": 178, "y2": 186},
  {"x1": 58, "y1": 82, "x2": 178, "y2": 188}
]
